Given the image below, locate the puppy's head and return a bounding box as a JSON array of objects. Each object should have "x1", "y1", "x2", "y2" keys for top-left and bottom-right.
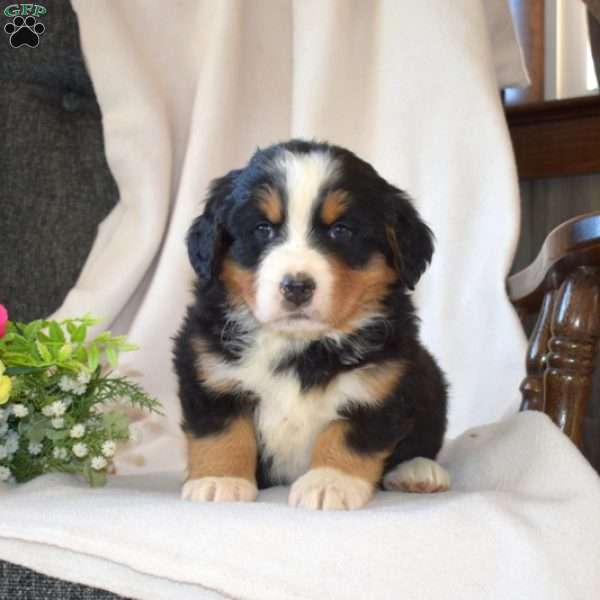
[{"x1": 187, "y1": 140, "x2": 433, "y2": 336}]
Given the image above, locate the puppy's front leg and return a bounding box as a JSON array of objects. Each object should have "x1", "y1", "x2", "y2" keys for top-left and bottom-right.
[
  {"x1": 289, "y1": 420, "x2": 388, "y2": 511},
  {"x1": 182, "y1": 416, "x2": 258, "y2": 503}
]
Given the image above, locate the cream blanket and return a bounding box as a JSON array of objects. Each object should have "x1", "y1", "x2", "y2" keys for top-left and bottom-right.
[{"x1": 1, "y1": 413, "x2": 599, "y2": 599}]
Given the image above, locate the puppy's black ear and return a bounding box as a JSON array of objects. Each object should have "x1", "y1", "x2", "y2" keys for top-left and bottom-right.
[
  {"x1": 385, "y1": 188, "x2": 434, "y2": 290},
  {"x1": 187, "y1": 169, "x2": 240, "y2": 286}
]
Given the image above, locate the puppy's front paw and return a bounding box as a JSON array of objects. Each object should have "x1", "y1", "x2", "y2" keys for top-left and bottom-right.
[
  {"x1": 182, "y1": 476, "x2": 258, "y2": 502},
  {"x1": 383, "y1": 457, "x2": 450, "y2": 493},
  {"x1": 289, "y1": 467, "x2": 373, "y2": 511}
]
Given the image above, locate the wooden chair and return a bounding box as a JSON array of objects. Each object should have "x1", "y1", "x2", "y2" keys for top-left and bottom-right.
[{"x1": 508, "y1": 212, "x2": 600, "y2": 450}]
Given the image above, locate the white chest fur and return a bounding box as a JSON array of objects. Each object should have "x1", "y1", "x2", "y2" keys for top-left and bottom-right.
[{"x1": 205, "y1": 329, "x2": 380, "y2": 484}]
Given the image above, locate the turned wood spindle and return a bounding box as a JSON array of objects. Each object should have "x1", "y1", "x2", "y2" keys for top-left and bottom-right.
[
  {"x1": 544, "y1": 267, "x2": 600, "y2": 447},
  {"x1": 520, "y1": 290, "x2": 556, "y2": 412}
]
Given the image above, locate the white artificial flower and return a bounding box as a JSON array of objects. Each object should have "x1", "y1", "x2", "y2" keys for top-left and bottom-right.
[
  {"x1": 0, "y1": 445, "x2": 7, "y2": 460},
  {"x1": 0, "y1": 466, "x2": 10, "y2": 481},
  {"x1": 101, "y1": 440, "x2": 116, "y2": 458},
  {"x1": 91, "y1": 402, "x2": 103, "y2": 415},
  {"x1": 71, "y1": 383, "x2": 86, "y2": 396},
  {"x1": 51, "y1": 417, "x2": 64, "y2": 429},
  {"x1": 90, "y1": 456, "x2": 107, "y2": 470},
  {"x1": 5, "y1": 433, "x2": 19, "y2": 455},
  {"x1": 58, "y1": 376, "x2": 74, "y2": 392},
  {"x1": 77, "y1": 371, "x2": 91, "y2": 385},
  {"x1": 47, "y1": 400, "x2": 66, "y2": 417},
  {"x1": 52, "y1": 447, "x2": 68, "y2": 460},
  {"x1": 72, "y1": 442, "x2": 88, "y2": 458},
  {"x1": 70, "y1": 424, "x2": 85, "y2": 439},
  {"x1": 0, "y1": 422, "x2": 7, "y2": 437},
  {"x1": 12, "y1": 404, "x2": 29, "y2": 418},
  {"x1": 28, "y1": 442, "x2": 42, "y2": 456},
  {"x1": 42, "y1": 405, "x2": 54, "y2": 417}
]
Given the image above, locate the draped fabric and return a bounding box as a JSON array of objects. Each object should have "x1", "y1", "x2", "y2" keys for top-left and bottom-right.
[{"x1": 53, "y1": 0, "x2": 527, "y2": 474}]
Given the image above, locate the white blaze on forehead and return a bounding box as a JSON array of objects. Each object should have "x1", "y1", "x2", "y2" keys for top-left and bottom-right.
[
  {"x1": 254, "y1": 150, "x2": 339, "y2": 328},
  {"x1": 276, "y1": 150, "x2": 339, "y2": 243}
]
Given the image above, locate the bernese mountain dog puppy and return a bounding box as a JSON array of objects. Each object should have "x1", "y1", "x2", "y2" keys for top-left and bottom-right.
[{"x1": 173, "y1": 140, "x2": 449, "y2": 511}]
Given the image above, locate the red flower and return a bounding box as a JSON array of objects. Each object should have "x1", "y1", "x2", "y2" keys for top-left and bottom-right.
[{"x1": 0, "y1": 304, "x2": 7, "y2": 338}]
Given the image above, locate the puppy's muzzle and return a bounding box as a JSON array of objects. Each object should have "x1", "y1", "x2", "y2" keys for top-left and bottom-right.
[{"x1": 280, "y1": 273, "x2": 316, "y2": 307}]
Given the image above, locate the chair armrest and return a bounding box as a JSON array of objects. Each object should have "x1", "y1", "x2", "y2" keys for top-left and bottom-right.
[{"x1": 507, "y1": 211, "x2": 600, "y2": 313}]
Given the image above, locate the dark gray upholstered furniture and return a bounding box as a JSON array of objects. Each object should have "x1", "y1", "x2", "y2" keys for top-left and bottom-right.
[
  {"x1": 1, "y1": 0, "x2": 117, "y2": 322},
  {"x1": 1, "y1": 1, "x2": 124, "y2": 597},
  {"x1": 0, "y1": 561, "x2": 126, "y2": 600}
]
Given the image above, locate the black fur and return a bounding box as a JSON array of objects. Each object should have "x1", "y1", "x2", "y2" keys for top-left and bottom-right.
[
  {"x1": 173, "y1": 139, "x2": 448, "y2": 489},
  {"x1": 187, "y1": 169, "x2": 241, "y2": 285}
]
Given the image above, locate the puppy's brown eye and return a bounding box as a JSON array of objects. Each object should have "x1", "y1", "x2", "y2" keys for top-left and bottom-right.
[
  {"x1": 328, "y1": 223, "x2": 353, "y2": 242},
  {"x1": 254, "y1": 222, "x2": 275, "y2": 242}
]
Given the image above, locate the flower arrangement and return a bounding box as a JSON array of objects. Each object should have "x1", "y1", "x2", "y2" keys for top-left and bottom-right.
[{"x1": 0, "y1": 305, "x2": 161, "y2": 487}]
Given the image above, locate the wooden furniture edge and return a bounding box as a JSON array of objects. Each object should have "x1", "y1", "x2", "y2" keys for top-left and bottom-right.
[
  {"x1": 507, "y1": 212, "x2": 600, "y2": 311},
  {"x1": 505, "y1": 95, "x2": 600, "y2": 179}
]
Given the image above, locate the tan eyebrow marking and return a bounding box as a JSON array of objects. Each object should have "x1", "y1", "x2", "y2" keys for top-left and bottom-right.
[
  {"x1": 257, "y1": 187, "x2": 283, "y2": 224},
  {"x1": 320, "y1": 190, "x2": 350, "y2": 225}
]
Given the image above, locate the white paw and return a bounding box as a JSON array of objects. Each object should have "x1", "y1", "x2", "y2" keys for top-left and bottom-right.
[
  {"x1": 383, "y1": 457, "x2": 450, "y2": 493},
  {"x1": 289, "y1": 467, "x2": 374, "y2": 511},
  {"x1": 182, "y1": 477, "x2": 258, "y2": 503}
]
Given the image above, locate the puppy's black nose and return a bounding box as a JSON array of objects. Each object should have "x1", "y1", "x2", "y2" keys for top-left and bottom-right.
[{"x1": 280, "y1": 274, "x2": 316, "y2": 307}]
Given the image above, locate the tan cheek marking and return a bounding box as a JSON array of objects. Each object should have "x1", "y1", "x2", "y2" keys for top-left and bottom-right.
[
  {"x1": 311, "y1": 420, "x2": 390, "y2": 485},
  {"x1": 191, "y1": 337, "x2": 241, "y2": 394},
  {"x1": 220, "y1": 258, "x2": 256, "y2": 309},
  {"x1": 258, "y1": 187, "x2": 283, "y2": 224},
  {"x1": 187, "y1": 417, "x2": 257, "y2": 482},
  {"x1": 320, "y1": 190, "x2": 349, "y2": 225},
  {"x1": 360, "y1": 360, "x2": 407, "y2": 403},
  {"x1": 327, "y1": 254, "x2": 398, "y2": 331}
]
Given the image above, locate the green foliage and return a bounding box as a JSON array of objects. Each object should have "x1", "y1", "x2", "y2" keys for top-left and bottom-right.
[
  {"x1": 0, "y1": 316, "x2": 161, "y2": 487},
  {"x1": 0, "y1": 315, "x2": 138, "y2": 374}
]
